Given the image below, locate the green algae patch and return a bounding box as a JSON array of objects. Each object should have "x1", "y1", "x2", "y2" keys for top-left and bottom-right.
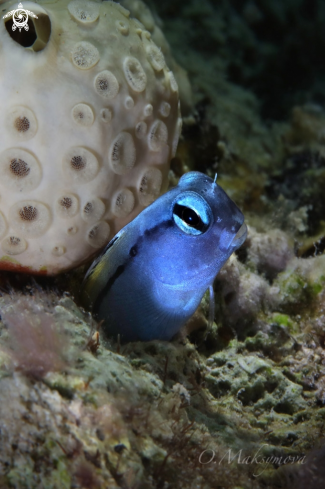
[
  {"x1": 273, "y1": 256, "x2": 325, "y2": 317},
  {"x1": 6, "y1": 466, "x2": 36, "y2": 489},
  {"x1": 276, "y1": 271, "x2": 312, "y2": 310},
  {"x1": 0, "y1": 255, "x2": 20, "y2": 265},
  {"x1": 312, "y1": 281, "x2": 323, "y2": 295},
  {"x1": 272, "y1": 314, "x2": 291, "y2": 328},
  {"x1": 45, "y1": 461, "x2": 71, "y2": 489},
  {"x1": 269, "y1": 313, "x2": 300, "y2": 335}
]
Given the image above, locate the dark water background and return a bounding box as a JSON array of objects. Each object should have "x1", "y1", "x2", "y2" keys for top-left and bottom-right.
[{"x1": 150, "y1": 0, "x2": 325, "y2": 121}]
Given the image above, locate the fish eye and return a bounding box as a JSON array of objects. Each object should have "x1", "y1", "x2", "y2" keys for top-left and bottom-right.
[
  {"x1": 172, "y1": 191, "x2": 212, "y2": 235},
  {"x1": 174, "y1": 205, "x2": 203, "y2": 230}
]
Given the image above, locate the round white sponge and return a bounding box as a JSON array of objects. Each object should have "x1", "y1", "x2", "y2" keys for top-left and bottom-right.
[{"x1": 0, "y1": 0, "x2": 182, "y2": 274}]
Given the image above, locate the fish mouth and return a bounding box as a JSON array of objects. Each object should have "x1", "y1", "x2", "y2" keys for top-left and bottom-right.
[
  {"x1": 216, "y1": 222, "x2": 248, "y2": 252},
  {"x1": 151, "y1": 223, "x2": 247, "y2": 289},
  {"x1": 230, "y1": 222, "x2": 247, "y2": 249}
]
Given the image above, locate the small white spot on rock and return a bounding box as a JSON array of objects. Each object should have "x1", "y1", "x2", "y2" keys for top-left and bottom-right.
[
  {"x1": 10, "y1": 201, "x2": 51, "y2": 238},
  {"x1": 7, "y1": 106, "x2": 38, "y2": 140},
  {"x1": 94, "y1": 71, "x2": 119, "y2": 99},
  {"x1": 68, "y1": 0, "x2": 100, "y2": 24},
  {"x1": 123, "y1": 57, "x2": 147, "y2": 92},
  {"x1": 0, "y1": 148, "x2": 42, "y2": 192},
  {"x1": 142, "y1": 30, "x2": 151, "y2": 41},
  {"x1": 112, "y1": 188, "x2": 135, "y2": 218},
  {"x1": 159, "y1": 101, "x2": 171, "y2": 118},
  {"x1": 52, "y1": 245, "x2": 66, "y2": 257},
  {"x1": 81, "y1": 198, "x2": 105, "y2": 222},
  {"x1": 116, "y1": 19, "x2": 129, "y2": 35},
  {"x1": 109, "y1": 132, "x2": 136, "y2": 175},
  {"x1": 86, "y1": 221, "x2": 110, "y2": 248},
  {"x1": 168, "y1": 71, "x2": 178, "y2": 93},
  {"x1": 146, "y1": 44, "x2": 165, "y2": 71},
  {"x1": 100, "y1": 108, "x2": 113, "y2": 123},
  {"x1": 138, "y1": 168, "x2": 163, "y2": 206},
  {"x1": 56, "y1": 194, "x2": 79, "y2": 219},
  {"x1": 67, "y1": 225, "x2": 78, "y2": 235},
  {"x1": 144, "y1": 104, "x2": 153, "y2": 117},
  {"x1": 135, "y1": 121, "x2": 147, "y2": 138},
  {"x1": 71, "y1": 104, "x2": 94, "y2": 126},
  {"x1": 1, "y1": 235, "x2": 27, "y2": 255},
  {"x1": 71, "y1": 42, "x2": 99, "y2": 70},
  {"x1": 148, "y1": 120, "x2": 168, "y2": 151},
  {"x1": 63, "y1": 147, "x2": 99, "y2": 184},
  {"x1": 124, "y1": 96, "x2": 134, "y2": 110}
]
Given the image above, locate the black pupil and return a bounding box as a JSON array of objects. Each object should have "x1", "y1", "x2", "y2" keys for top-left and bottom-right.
[
  {"x1": 183, "y1": 207, "x2": 199, "y2": 226},
  {"x1": 173, "y1": 204, "x2": 204, "y2": 230}
]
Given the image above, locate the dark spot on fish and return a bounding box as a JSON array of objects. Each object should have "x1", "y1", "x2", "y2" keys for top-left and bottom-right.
[
  {"x1": 92, "y1": 221, "x2": 173, "y2": 316},
  {"x1": 105, "y1": 235, "x2": 119, "y2": 252},
  {"x1": 129, "y1": 245, "x2": 138, "y2": 257}
]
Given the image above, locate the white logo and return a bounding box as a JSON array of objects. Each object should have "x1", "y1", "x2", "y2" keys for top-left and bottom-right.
[{"x1": 3, "y1": 2, "x2": 38, "y2": 32}]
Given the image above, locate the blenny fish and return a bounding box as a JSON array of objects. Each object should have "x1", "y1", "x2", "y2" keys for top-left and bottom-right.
[{"x1": 80, "y1": 172, "x2": 247, "y2": 342}]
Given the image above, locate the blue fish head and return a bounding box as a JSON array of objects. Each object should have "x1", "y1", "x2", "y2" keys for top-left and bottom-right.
[
  {"x1": 142, "y1": 171, "x2": 247, "y2": 289},
  {"x1": 81, "y1": 171, "x2": 247, "y2": 341}
]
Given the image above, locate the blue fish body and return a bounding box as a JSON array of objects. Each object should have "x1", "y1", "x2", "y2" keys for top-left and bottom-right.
[{"x1": 80, "y1": 172, "x2": 247, "y2": 342}]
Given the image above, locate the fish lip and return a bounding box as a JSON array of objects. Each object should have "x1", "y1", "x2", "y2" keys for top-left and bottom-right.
[{"x1": 230, "y1": 222, "x2": 247, "y2": 249}]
